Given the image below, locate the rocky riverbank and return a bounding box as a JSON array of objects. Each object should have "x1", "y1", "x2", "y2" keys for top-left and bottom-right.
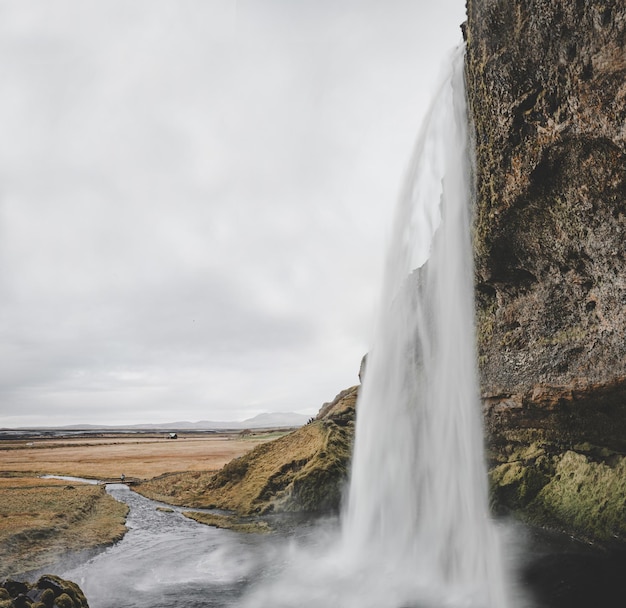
[{"x1": 0, "y1": 575, "x2": 89, "y2": 608}]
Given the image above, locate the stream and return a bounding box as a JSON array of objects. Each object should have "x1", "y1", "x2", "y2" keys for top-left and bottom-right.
[
  {"x1": 59, "y1": 484, "x2": 301, "y2": 608},
  {"x1": 36, "y1": 479, "x2": 625, "y2": 608}
]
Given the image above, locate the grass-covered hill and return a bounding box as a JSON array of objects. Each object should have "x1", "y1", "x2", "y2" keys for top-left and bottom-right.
[{"x1": 135, "y1": 386, "x2": 358, "y2": 517}]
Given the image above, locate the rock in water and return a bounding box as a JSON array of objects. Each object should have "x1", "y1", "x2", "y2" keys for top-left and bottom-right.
[
  {"x1": 0, "y1": 575, "x2": 89, "y2": 608},
  {"x1": 465, "y1": 0, "x2": 626, "y2": 540}
]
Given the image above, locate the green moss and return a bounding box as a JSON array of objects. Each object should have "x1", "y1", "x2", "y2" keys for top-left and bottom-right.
[
  {"x1": 53, "y1": 593, "x2": 75, "y2": 608},
  {"x1": 536, "y1": 325, "x2": 587, "y2": 346},
  {"x1": 489, "y1": 460, "x2": 550, "y2": 512},
  {"x1": 572, "y1": 442, "x2": 618, "y2": 460},
  {"x1": 39, "y1": 588, "x2": 55, "y2": 606},
  {"x1": 499, "y1": 328, "x2": 524, "y2": 348},
  {"x1": 476, "y1": 294, "x2": 498, "y2": 362},
  {"x1": 38, "y1": 576, "x2": 88, "y2": 608},
  {"x1": 527, "y1": 451, "x2": 626, "y2": 541}
]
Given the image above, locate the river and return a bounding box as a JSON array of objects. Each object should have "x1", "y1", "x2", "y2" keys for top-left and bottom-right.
[
  {"x1": 61, "y1": 483, "x2": 293, "y2": 608},
  {"x1": 48, "y1": 481, "x2": 625, "y2": 608}
]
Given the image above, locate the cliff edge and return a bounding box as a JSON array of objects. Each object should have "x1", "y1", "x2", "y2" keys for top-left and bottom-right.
[{"x1": 465, "y1": 0, "x2": 626, "y2": 541}]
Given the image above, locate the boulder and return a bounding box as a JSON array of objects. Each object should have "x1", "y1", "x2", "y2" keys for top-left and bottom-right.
[{"x1": 0, "y1": 576, "x2": 88, "y2": 608}]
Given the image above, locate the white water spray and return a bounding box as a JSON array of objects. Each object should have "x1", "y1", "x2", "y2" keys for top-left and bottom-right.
[
  {"x1": 243, "y1": 44, "x2": 514, "y2": 608},
  {"x1": 341, "y1": 43, "x2": 511, "y2": 607}
]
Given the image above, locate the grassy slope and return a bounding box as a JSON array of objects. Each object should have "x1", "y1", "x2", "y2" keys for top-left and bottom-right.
[{"x1": 136, "y1": 387, "x2": 358, "y2": 516}]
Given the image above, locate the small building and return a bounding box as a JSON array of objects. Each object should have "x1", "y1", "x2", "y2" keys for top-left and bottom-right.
[{"x1": 168, "y1": 432, "x2": 178, "y2": 439}]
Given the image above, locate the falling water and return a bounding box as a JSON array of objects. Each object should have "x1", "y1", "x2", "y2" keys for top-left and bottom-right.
[
  {"x1": 341, "y1": 43, "x2": 511, "y2": 607},
  {"x1": 242, "y1": 43, "x2": 514, "y2": 608},
  {"x1": 38, "y1": 43, "x2": 577, "y2": 608}
]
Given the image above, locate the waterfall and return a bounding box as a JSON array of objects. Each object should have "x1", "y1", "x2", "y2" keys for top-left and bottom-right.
[
  {"x1": 243, "y1": 43, "x2": 514, "y2": 608},
  {"x1": 341, "y1": 43, "x2": 511, "y2": 607}
]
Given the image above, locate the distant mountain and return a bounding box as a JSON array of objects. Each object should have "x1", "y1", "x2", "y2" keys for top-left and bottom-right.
[
  {"x1": 11, "y1": 412, "x2": 310, "y2": 432},
  {"x1": 126, "y1": 412, "x2": 309, "y2": 430},
  {"x1": 240, "y1": 412, "x2": 310, "y2": 428}
]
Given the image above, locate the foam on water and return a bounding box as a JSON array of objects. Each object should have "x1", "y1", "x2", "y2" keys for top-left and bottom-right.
[{"x1": 340, "y1": 42, "x2": 511, "y2": 608}]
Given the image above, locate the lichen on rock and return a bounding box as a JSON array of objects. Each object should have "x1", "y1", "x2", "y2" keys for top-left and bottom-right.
[
  {"x1": 465, "y1": 0, "x2": 626, "y2": 542},
  {"x1": 527, "y1": 450, "x2": 626, "y2": 541}
]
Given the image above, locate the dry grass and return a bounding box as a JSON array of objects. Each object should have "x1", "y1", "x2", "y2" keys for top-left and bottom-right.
[
  {"x1": 0, "y1": 475, "x2": 128, "y2": 578},
  {"x1": 0, "y1": 430, "x2": 283, "y2": 577},
  {"x1": 137, "y1": 420, "x2": 353, "y2": 516},
  {"x1": 135, "y1": 424, "x2": 326, "y2": 511},
  {"x1": 133, "y1": 469, "x2": 221, "y2": 506},
  {"x1": 0, "y1": 432, "x2": 282, "y2": 481}
]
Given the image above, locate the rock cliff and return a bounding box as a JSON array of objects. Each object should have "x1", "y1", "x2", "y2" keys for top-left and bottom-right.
[
  {"x1": 465, "y1": 0, "x2": 626, "y2": 540},
  {"x1": 154, "y1": 2, "x2": 626, "y2": 544}
]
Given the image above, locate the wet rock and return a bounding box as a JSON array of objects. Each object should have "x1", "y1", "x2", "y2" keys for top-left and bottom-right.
[
  {"x1": 0, "y1": 577, "x2": 88, "y2": 608},
  {"x1": 466, "y1": 0, "x2": 626, "y2": 540},
  {"x1": 0, "y1": 584, "x2": 26, "y2": 601},
  {"x1": 51, "y1": 593, "x2": 73, "y2": 608}
]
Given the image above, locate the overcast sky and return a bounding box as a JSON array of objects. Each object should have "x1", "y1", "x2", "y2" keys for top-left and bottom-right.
[{"x1": 0, "y1": 0, "x2": 466, "y2": 427}]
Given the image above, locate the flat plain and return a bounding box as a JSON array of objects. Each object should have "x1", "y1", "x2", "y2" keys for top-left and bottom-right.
[
  {"x1": 0, "y1": 432, "x2": 281, "y2": 481},
  {"x1": 0, "y1": 430, "x2": 284, "y2": 577}
]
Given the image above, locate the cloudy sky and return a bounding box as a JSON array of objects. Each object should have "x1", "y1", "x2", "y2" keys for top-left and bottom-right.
[{"x1": 0, "y1": 0, "x2": 466, "y2": 427}]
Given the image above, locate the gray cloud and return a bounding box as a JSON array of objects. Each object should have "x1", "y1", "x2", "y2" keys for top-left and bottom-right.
[{"x1": 0, "y1": 0, "x2": 466, "y2": 426}]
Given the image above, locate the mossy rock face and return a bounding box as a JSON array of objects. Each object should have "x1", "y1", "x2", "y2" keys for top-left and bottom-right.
[
  {"x1": 53, "y1": 593, "x2": 75, "y2": 608},
  {"x1": 466, "y1": 0, "x2": 626, "y2": 542},
  {"x1": 466, "y1": 0, "x2": 626, "y2": 438},
  {"x1": 489, "y1": 448, "x2": 626, "y2": 543},
  {"x1": 490, "y1": 460, "x2": 551, "y2": 512},
  {"x1": 527, "y1": 451, "x2": 626, "y2": 542},
  {"x1": 0, "y1": 576, "x2": 88, "y2": 608}
]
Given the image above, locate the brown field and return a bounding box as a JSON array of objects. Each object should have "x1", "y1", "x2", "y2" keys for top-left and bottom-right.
[
  {"x1": 0, "y1": 430, "x2": 286, "y2": 578},
  {"x1": 0, "y1": 431, "x2": 284, "y2": 481}
]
